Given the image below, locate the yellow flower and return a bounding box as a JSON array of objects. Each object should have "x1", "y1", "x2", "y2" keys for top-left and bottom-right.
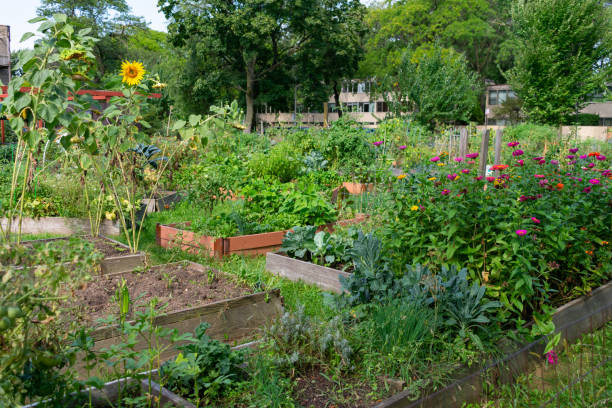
[
  {"x1": 397, "y1": 174, "x2": 407, "y2": 180},
  {"x1": 428, "y1": 177, "x2": 436, "y2": 181},
  {"x1": 105, "y1": 211, "x2": 116, "y2": 221},
  {"x1": 437, "y1": 162, "x2": 445, "y2": 167},
  {"x1": 410, "y1": 205, "x2": 419, "y2": 211},
  {"x1": 120, "y1": 61, "x2": 146, "y2": 86}
]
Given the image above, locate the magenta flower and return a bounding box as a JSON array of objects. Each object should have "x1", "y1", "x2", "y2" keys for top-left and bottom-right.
[
  {"x1": 430, "y1": 156, "x2": 440, "y2": 162},
  {"x1": 539, "y1": 159, "x2": 546, "y2": 165},
  {"x1": 602, "y1": 170, "x2": 611, "y2": 176},
  {"x1": 583, "y1": 186, "x2": 592, "y2": 193},
  {"x1": 550, "y1": 160, "x2": 559, "y2": 165},
  {"x1": 398, "y1": 145, "x2": 407, "y2": 150},
  {"x1": 508, "y1": 141, "x2": 519, "y2": 147},
  {"x1": 465, "y1": 153, "x2": 479, "y2": 159},
  {"x1": 533, "y1": 157, "x2": 544, "y2": 161},
  {"x1": 516, "y1": 230, "x2": 528, "y2": 236},
  {"x1": 566, "y1": 155, "x2": 575, "y2": 160},
  {"x1": 588, "y1": 162, "x2": 595, "y2": 168},
  {"x1": 539, "y1": 179, "x2": 548, "y2": 186},
  {"x1": 516, "y1": 159, "x2": 524, "y2": 167},
  {"x1": 486, "y1": 176, "x2": 495, "y2": 182},
  {"x1": 531, "y1": 217, "x2": 540, "y2": 224},
  {"x1": 475, "y1": 176, "x2": 483, "y2": 181},
  {"x1": 597, "y1": 155, "x2": 606, "y2": 161},
  {"x1": 461, "y1": 168, "x2": 470, "y2": 174},
  {"x1": 546, "y1": 350, "x2": 558, "y2": 365},
  {"x1": 580, "y1": 154, "x2": 588, "y2": 160},
  {"x1": 373, "y1": 140, "x2": 383, "y2": 146},
  {"x1": 569, "y1": 148, "x2": 579, "y2": 154},
  {"x1": 454, "y1": 157, "x2": 463, "y2": 162},
  {"x1": 447, "y1": 173, "x2": 459, "y2": 181},
  {"x1": 534, "y1": 174, "x2": 545, "y2": 178},
  {"x1": 512, "y1": 149, "x2": 524, "y2": 157},
  {"x1": 589, "y1": 178, "x2": 600, "y2": 185},
  {"x1": 569, "y1": 160, "x2": 577, "y2": 165},
  {"x1": 467, "y1": 160, "x2": 476, "y2": 165},
  {"x1": 441, "y1": 189, "x2": 450, "y2": 195}
]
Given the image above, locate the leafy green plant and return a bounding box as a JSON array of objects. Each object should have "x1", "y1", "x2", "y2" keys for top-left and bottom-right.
[
  {"x1": 281, "y1": 226, "x2": 356, "y2": 269},
  {"x1": 248, "y1": 141, "x2": 302, "y2": 183},
  {"x1": 301, "y1": 151, "x2": 328, "y2": 174},
  {"x1": 128, "y1": 143, "x2": 169, "y2": 169},
  {"x1": 161, "y1": 322, "x2": 246, "y2": 407}
]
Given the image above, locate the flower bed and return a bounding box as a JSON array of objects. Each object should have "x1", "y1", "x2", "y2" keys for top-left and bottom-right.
[{"x1": 155, "y1": 214, "x2": 368, "y2": 258}]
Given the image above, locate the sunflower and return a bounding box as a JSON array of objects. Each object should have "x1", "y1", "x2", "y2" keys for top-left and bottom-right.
[{"x1": 120, "y1": 61, "x2": 145, "y2": 86}]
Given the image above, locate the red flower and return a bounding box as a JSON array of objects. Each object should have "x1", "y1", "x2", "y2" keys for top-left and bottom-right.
[{"x1": 491, "y1": 164, "x2": 509, "y2": 171}]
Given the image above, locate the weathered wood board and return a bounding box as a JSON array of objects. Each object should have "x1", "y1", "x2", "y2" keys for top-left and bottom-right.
[{"x1": 266, "y1": 252, "x2": 350, "y2": 293}]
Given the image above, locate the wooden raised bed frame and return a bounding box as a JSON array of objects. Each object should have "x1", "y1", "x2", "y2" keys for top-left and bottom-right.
[
  {"x1": 19, "y1": 235, "x2": 145, "y2": 274},
  {"x1": 265, "y1": 252, "x2": 350, "y2": 293},
  {"x1": 342, "y1": 181, "x2": 374, "y2": 195},
  {"x1": 375, "y1": 281, "x2": 612, "y2": 408},
  {"x1": 88, "y1": 261, "x2": 284, "y2": 364},
  {"x1": 156, "y1": 214, "x2": 368, "y2": 258}
]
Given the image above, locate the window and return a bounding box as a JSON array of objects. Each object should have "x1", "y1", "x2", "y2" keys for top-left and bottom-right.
[
  {"x1": 489, "y1": 90, "x2": 498, "y2": 105},
  {"x1": 376, "y1": 101, "x2": 389, "y2": 112},
  {"x1": 328, "y1": 103, "x2": 336, "y2": 112}
]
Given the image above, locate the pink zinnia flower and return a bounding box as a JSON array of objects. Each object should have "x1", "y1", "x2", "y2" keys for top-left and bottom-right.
[
  {"x1": 588, "y1": 163, "x2": 595, "y2": 168},
  {"x1": 531, "y1": 217, "x2": 540, "y2": 224},
  {"x1": 546, "y1": 350, "x2": 558, "y2": 365},
  {"x1": 454, "y1": 157, "x2": 463, "y2": 162},
  {"x1": 467, "y1": 160, "x2": 476, "y2": 165},
  {"x1": 475, "y1": 176, "x2": 483, "y2": 181},
  {"x1": 589, "y1": 178, "x2": 600, "y2": 185},
  {"x1": 566, "y1": 155, "x2": 575, "y2": 160},
  {"x1": 441, "y1": 189, "x2": 450, "y2": 195},
  {"x1": 569, "y1": 160, "x2": 577, "y2": 165},
  {"x1": 430, "y1": 156, "x2": 440, "y2": 162},
  {"x1": 516, "y1": 159, "x2": 524, "y2": 167},
  {"x1": 569, "y1": 148, "x2": 579, "y2": 154},
  {"x1": 465, "y1": 153, "x2": 479, "y2": 159},
  {"x1": 539, "y1": 159, "x2": 546, "y2": 165},
  {"x1": 539, "y1": 179, "x2": 548, "y2": 186},
  {"x1": 447, "y1": 173, "x2": 459, "y2": 181},
  {"x1": 508, "y1": 141, "x2": 519, "y2": 147},
  {"x1": 534, "y1": 174, "x2": 545, "y2": 178},
  {"x1": 486, "y1": 176, "x2": 495, "y2": 182},
  {"x1": 398, "y1": 145, "x2": 407, "y2": 150},
  {"x1": 550, "y1": 160, "x2": 559, "y2": 165},
  {"x1": 583, "y1": 186, "x2": 592, "y2": 193},
  {"x1": 597, "y1": 155, "x2": 606, "y2": 161},
  {"x1": 512, "y1": 149, "x2": 524, "y2": 157},
  {"x1": 580, "y1": 154, "x2": 588, "y2": 160},
  {"x1": 516, "y1": 230, "x2": 528, "y2": 236},
  {"x1": 461, "y1": 168, "x2": 470, "y2": 174},
  {"x1": 533, "y1": 157, "x2": 544, "y2": 161}
]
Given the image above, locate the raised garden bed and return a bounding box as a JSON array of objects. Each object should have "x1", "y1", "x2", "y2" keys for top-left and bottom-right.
[
  {"x1": 265, "y1": 251, "x2": 351, "y2": 293},
  {"x1": 375, "y1": 281, "x2": 612, "y2": 408},
  {"x1": 24, "y1": 377, "x2": 195, "y2": 408},
  {"x1": 0, "y1": 216, "x2": 120, "y2": 236},
  {"x1": 21, "y1": 235, "x2": 145, "y2": 274},
  {"x1": 156, "y1": 214, "x2": 368, "y2": 258},
  {"x1": 342, "y1": 181, "x2": 374, "y2": 195},
  {"x1": 71, "y1": 261, "x2": 283, "y2": 365},
  {"x1": 142, "y1": 190, "x2": 183, "y2": 213}
]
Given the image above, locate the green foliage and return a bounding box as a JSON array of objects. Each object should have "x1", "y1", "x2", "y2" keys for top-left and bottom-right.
[
  {"x1": 507, "y1": 0, "x2": 612, "y2": 125},
  {"x1": 280, "y1": 226, "x2": 355, "y2": 268},
  {"x1": 301, "y1": 151, "x2": 328, "y2": 174},
  {"x1": 161, "y1": 322, "x2": 246, "y2": 406},
  {"x1": 248, "y1": 142, "x2": 302, "y2": 183},
  {"x1": 392, "y1": 46, "x2": 481, "y2": 127},
  {"x1": 320, "y1": 118, "x2": 376, "y2": 173}
]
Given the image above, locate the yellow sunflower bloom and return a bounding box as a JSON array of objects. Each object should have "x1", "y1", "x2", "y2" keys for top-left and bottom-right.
[
  {"x1": 120, "y1": 61, "x2": 146, "y2": 86},
  {"x1": 410, "y1": 205, "x2": 419, "y2": 211},
  {"x1": 397, "y1": 174, "x2": 407, "y2": 180}
]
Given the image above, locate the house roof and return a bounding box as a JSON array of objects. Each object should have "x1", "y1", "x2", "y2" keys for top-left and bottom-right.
[{"x1": 580, "y1": 101, "x2": 612, "y2": 118}]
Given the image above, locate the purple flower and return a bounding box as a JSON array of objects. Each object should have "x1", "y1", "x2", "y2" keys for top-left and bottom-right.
[
  {"x1": 583, "y1": 186, "x2": 592, "y2": 193},
  {"x1": 516, "y1": 159, "x2": 524, "y2": 166},
  {"x1": 589, "y1": 178, "x2": 600, "y2": 185},
  {"x1": 550, "y1": 160, "x2": 559, "y2": 165},
  {"x1": 398, "y1": 145, "x2": 407, "y2": 150},
  {"x1": 566, "y1": 155, "x2": 575, "y2": 160},
  {"x1": 569, "y1": 148, "x2": 579, "y2": 154},
  {"x1": 500, "y1": 174, "x2": 510, "y2": 180},
  {"x1": 373, "y1": 140, "x2": 383, "y2": 146},
  {"x1": 588, "y1": 163, "x2": 595, "y2": 168},
  {"x1": 447, "y1": 173, "x2": 459, "y2": 181},
  {"x1": 465, "y1": 153, "x2": 479, "y2": 159},
  {"x1": 486, "y1": 176, "x2": 495, "y2": 182},
  {"x1": 597, "y1": 155, "x2": 606, "y2": 161},
  {"x1": 512, "y1": 149, "x2": 524, "y2": 157},
  {"x1": 461, "y1": 168, "x2": 470, "y2": 174},
  {"x1": 516, "y1": 230, "x2": 528, "y2": 236},
  {"x1": 454, "y1": 157, "x2": 463, "y2": 162},
  {"x1": 531, "y1": 217, "x2": 540, "y2": 224},
  {"x1": 441, "y1": 189, "x2": 450, "y2": 195},
  {"x1": 580, "y1": 154, "x2": 588, "y2": 160},
  {"x1": 539, "y1": 159, "x2": 546, "y2": 165},
  {"x1": 475, "y1": 176, "x2": 483, "y2": 181},
  {"x1": 508, "y1": 141, "x2": 519, "y2": 147},
  {"x1": 533, "y1": 157, "x2": 544, "y2": 161},
  {"x1": 569, "y1": 160, "x2": 577, "y2": 165},
  {"x1": 546, "y1": 350, "x2": 558, "y2": 365},
  {"x1": 430, "y1": 156, "x2": 440, "y2": 162},
  {"x1": 539, "y1": 179, "x2": 548, "y2": 186}
]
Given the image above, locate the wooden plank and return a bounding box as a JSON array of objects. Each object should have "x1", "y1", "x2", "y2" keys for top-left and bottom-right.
[
  {"x1": 459, "y1": 127, "x2": 468, "y2": 158},
  {"x1": 0, "y1": 217, "x2": 120, "y2": 235},
  {"x1": 494, "y1": 128, "x2": 503, "y2": 165},
  {"x1": 226, "y1": 230, "x2": 288, "y2": 252},
  {"x1": 478, "y1": 129, "x2": 490, "y2": 177},
  {"x1": 266, "y1": 252, "x2": 350, "y2": 293}
]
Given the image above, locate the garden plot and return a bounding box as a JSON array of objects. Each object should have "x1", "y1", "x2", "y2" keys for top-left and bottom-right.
[{"x1": 20, "y1": 235, "x2": 145, "y2": 274}]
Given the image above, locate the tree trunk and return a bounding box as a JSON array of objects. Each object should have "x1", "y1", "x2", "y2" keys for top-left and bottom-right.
[
  {"x1": 333, "y1": 81, "x2": 342, "y2": 118},
  {"x1": 244, "y1": 58, "x2": 256, "y2": 133}
]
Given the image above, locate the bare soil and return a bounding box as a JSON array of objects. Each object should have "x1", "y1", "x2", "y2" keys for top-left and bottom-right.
[{"x1": 66, "y1": 262, "x2": 251, "y2": 324}]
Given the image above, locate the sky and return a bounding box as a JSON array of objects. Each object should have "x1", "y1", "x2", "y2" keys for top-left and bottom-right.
[{"x1": 2, "y1": 0, "x2": 169, "y2": 51}]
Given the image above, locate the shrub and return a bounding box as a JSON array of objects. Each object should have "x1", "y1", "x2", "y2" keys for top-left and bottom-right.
[
  {"x1": 320, "y1": 118, "x2": 376, "y2": 173},
  {"x1": 248, "y1": 141, "x2": 301, "y2": 183}
]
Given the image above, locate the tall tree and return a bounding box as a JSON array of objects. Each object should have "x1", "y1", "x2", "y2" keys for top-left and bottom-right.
[
  {"x1": 360, "y1": 0, "x2": 510, "y2": 82},
  {"x1": 507, "y1": 0, "x2": 612, "y2": 125},
  {"x1": 392, "y1": 46, "x2": 481, "y2": 127},
  {"x1": 159, "y1": 0, "x2": 364, "y2": 131}
]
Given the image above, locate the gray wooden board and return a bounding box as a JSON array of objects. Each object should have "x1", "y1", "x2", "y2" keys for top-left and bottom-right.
[
  {"x1": 266, "y1": 251, "x2": 350, "y2": 293},
  {"x1": 0, "y1": 217, "x2": 120, "y2": 235},
  {"x1": 374, "y1": 281, "x2": 612, "y2": 408}
]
